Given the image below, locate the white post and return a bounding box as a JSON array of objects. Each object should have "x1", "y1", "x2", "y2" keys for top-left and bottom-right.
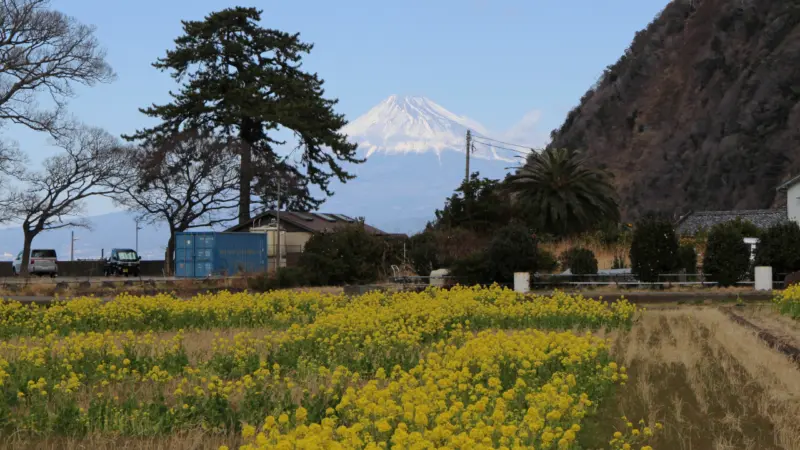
[
  {"x1": 754, "y1": 266, "x2": 772, "y2": 291},
  {"x1": 514, "y1": 272, "x2": 530, "y2": 294}
]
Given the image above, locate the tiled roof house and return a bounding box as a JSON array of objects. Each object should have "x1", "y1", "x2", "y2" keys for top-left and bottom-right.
[
  {"x1": 675, "y1": 209, "x2": 787, "y2": 235},
  {"x1": 676, "y1": 175, "x2": 800, "y2": 236}
]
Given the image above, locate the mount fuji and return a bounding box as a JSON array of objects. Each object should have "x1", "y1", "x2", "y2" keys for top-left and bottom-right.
[
  {"x1": 342, "y1": 95, "x2": 515, "y2": 161},
  {"x1": 322, "y1": 95, "x2": 546, "y2": 234}
]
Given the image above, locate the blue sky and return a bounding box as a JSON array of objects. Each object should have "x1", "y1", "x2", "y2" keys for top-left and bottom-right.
[{"x1": 8, "y1": 0, "x2": 668, "y2": 215}]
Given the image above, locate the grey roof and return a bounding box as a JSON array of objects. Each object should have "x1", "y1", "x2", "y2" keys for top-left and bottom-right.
[
  {"x1": 777, "y1": 174, "x2": 800, "y2": 191},
  {"x1": 224, "y1": 211, "x2": 402, "y2": 236},
  {"x1": 675, "y1": 209, "x2": 787, "y2": 235}
]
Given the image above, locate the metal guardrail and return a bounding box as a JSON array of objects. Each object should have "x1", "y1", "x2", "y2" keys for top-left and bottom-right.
[{"x1": 531, "y1": 272, "x2": 786, "y2": 289}]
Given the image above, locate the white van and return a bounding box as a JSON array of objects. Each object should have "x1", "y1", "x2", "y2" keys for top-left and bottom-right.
[{"x1": 12, "y1": 249, "x2": 58, "y2": 277}]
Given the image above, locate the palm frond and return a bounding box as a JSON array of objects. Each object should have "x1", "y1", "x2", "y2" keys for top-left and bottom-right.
[{"x1": 507, "y1": 147, "x2": 619, "y2": 235}]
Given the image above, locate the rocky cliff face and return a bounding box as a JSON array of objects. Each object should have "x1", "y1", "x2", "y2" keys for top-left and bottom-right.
[{"x1": 548, "y1": 0, "x2": 800, "y2": 218}]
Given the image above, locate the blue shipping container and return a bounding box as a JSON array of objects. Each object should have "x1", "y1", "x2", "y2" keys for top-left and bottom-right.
[{"x1": 175, "y1": 232, "x2": 267, "y2": 278}]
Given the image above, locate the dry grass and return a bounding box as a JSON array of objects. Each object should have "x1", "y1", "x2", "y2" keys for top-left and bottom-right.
[
  {"x1": 585, "y1": 307, "x2": 800, "y2": 450},
  {"x1": 0, "y1": 431, "x2": 241, "y2": 450},
  {"x1": 0, "y1": 281, "x2": 343, "y2": 299},
  {"x1": 540, "y1": 240, "x2": 626, "y2": 270},
  {"x1": 735, "y1": 304, "x2": 800, "y2": 348}
]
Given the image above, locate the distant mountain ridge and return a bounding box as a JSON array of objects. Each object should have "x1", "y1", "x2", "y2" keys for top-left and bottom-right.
[{"x1": 0, "y1": 212, "x2": 168, "y2": 262}]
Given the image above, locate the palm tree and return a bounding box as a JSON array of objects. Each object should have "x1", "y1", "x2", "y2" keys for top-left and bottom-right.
[{"x1": 507, "y1": 148, "x2": 620, "y2": 236}]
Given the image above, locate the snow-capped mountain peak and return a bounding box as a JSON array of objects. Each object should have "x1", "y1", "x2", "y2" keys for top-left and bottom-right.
[{"x1": 343, "y1": 95, "x2": 503, "y2": 159}]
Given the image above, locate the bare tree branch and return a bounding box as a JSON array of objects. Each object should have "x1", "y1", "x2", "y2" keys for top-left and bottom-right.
[
  {"x1": 113, "y1": 129, "x2": 240, "y2": 273},
  {"x1": 0, "y1": 0, "x2": 115, "y2": 136},
  {"x1": 3, "y1": 123, "x2": 128, "y2": 275}
]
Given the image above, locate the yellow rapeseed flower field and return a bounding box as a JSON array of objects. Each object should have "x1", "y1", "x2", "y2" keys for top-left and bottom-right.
[
  {"x1": 774, "y1": 284, "x2": 800, "y2": 320},
  {"x1": 0, "y1": 286, "x2": 658, "y2": 449}
]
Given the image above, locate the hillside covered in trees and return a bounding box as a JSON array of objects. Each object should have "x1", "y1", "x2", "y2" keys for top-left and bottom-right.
[{"x1": 548, "y1": 0, "x2": 800, "y2": 218}]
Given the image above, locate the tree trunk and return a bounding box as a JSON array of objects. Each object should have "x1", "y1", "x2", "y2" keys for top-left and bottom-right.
[
  {"x1": 238, "y1": 145, "x2": 252, "y2": 225},
  {"x1": 165, "y1": 231, "x2": 176, "y2": 276},
  {"x1": 19, "y1": 229, "x2": 33, "y2": 277},
  {"x1": 238, "y1": 119, "x2": 257, "y2": 226}
]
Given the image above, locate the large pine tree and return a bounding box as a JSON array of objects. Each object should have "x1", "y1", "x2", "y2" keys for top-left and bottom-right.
[{"x1": 125, "y1": 7, "x2": 361, "y2": 224}]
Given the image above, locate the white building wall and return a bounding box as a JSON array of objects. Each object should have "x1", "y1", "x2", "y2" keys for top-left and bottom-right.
[{"x1": 788, "y1": 183, "x2": 800, "y2": 224}]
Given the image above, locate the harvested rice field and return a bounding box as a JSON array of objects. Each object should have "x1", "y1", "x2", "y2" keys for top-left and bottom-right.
[{"x1": 592, "y1": 306, "x2": 800, "y2": 450}]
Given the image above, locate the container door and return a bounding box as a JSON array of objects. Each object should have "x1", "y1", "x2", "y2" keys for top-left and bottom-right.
[
  {"x1": 175, "y1": 233, "x2": 195, "y2": 277},
  {"x1": 194, "y1": 233, "x2": 215, "y2": 277},
  {"x1": 212, "y1": 233, "x2": 267, "y2": 276}
]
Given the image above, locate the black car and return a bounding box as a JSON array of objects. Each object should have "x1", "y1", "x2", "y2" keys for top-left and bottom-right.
[{"x1": 104, "y1": 249, "x2": 141, "y2": 277}]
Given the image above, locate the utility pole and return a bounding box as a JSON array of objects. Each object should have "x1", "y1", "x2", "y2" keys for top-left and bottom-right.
[
  {"x1": 70, "y1": 231, "x2": 78, "y2": 261},
  {"x1": 135, "y1": 220, "x2": 143, "y2": 254},
  {"x1": 465, "y1": 130, "x2": 472, "y2": 182}
]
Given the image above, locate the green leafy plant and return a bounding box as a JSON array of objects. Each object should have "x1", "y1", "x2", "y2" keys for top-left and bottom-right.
[
  {"x1": 299, "y1": 223, "x2": 383, "y2": 286},
  {"x1": 754, "y1": 221, "x2": 800, "y2": 277},
  {"x1": 703, "y1": 221, "x2": 751, "y2": 287},
  {"x1": 449, "y1": 223, "x2": 537, "y2": 285},
  {"x1": 629, "y1": 214, "x2": 679, "y2": 282},
  {"x1": 726, "y1": 217, "x2": 761, "y2": 238},
  {"x1": 485, "y1": 224, "x2": 538, "y2": 283},
  {"x1": 408, "y1": 231, "x2": 440, "y2": 276},
  {"x1": 432, "y1": 172, "x2": 516, "y2": 233},
  {"x1": 537, "y1": 249, "x2": 560, "y2": 273},
  {"x1": 560, "y1": 247, "x2": 598, "y2": 275},
  {"x1": 449, "y1": 252, "x2": 493, "y2": 286},
  {"x1": 676, "y1": 244, "x2": 698, "y2": 273}
]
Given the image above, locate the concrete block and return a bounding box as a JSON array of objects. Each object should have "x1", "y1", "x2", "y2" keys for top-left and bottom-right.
[
  {"x1": 754, "y1": 266, "x2": 772, "y2": 291},
  {"x1": 514, "y1": 272, "x2": 530, "y2": 294}
]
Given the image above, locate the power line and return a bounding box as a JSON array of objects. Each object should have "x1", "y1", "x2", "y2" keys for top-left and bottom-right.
[
  {"x1": 470, "y1": 133, "x2": 535, "y2": 150},
  {"x1": 471, "y1": 139, "x2": 531, "y2": 156}
]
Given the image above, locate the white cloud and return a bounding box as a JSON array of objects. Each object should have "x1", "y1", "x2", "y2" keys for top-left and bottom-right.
[{"x1": 501, "y1": 110, "x2": 550, "y2": 150}]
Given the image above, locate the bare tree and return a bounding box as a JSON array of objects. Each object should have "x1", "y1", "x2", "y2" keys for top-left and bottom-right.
[
  {"x1": 115, "y1": 129, "x2": 240, "y2": 274},
  {"x1": 2, "y1": 125, "x2": 127, "y2": 276},
  {"x1": 0, "y1": 0, "x2": 115, "y2": 134}
]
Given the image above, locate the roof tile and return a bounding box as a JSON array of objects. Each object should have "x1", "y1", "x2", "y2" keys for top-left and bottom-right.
[
  {"x1": 676, "y1": 209, "x2": 787, "y2": 235},
  {"x1": 225, "y1": 211, "x2": 400, "y2": 236}
]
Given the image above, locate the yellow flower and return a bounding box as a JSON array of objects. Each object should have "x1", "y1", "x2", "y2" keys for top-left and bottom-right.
[
  {"x1": 295, "y1": 407, "x2": 308, "y2": 423},
  {"x1": 242, "y1": 424, "x2": 256, "y2": 438},
  {"x1": 376, "y1": 420, "x2": 392, "y2": 433}
]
